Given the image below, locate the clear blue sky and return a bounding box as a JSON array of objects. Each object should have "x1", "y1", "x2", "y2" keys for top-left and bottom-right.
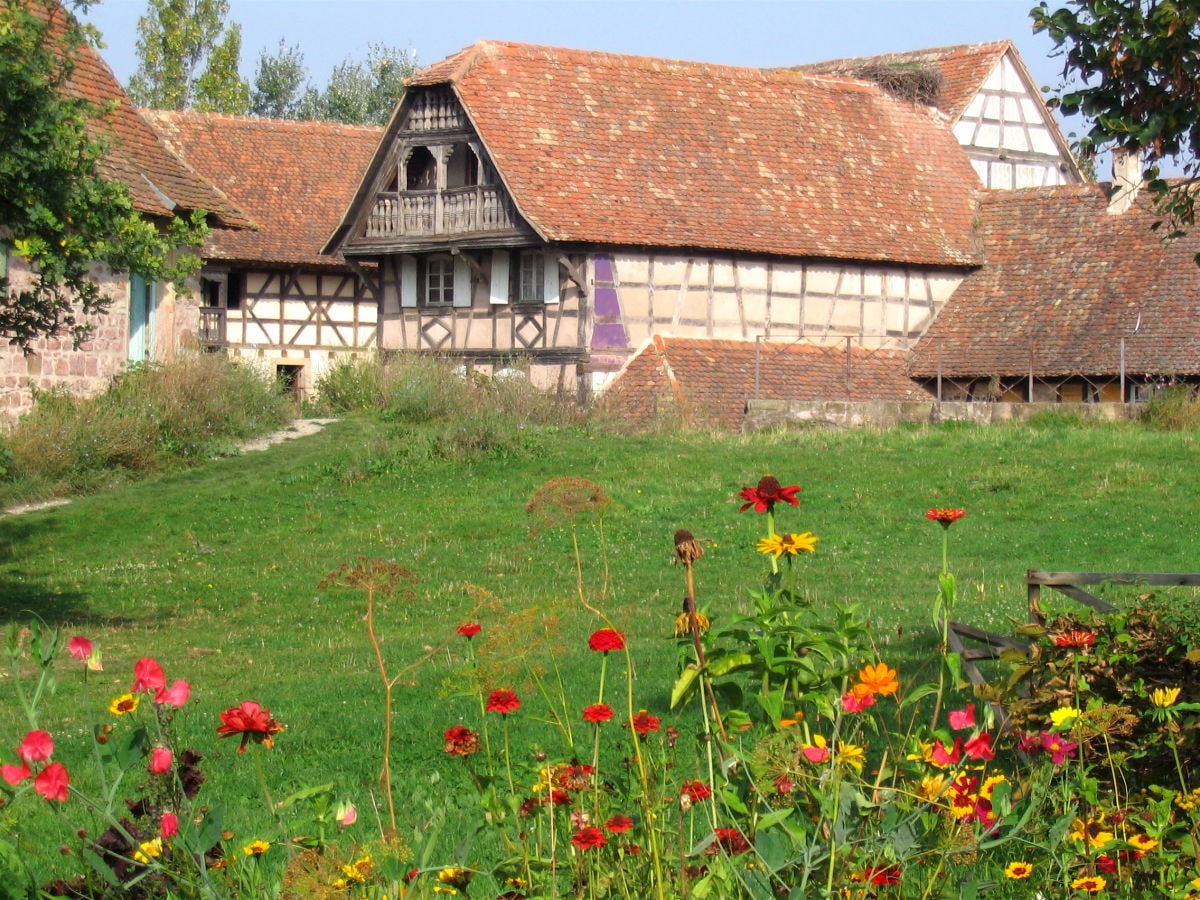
[{"x1": 82, "y1": 0, "x2": 1076, "y2": 103}]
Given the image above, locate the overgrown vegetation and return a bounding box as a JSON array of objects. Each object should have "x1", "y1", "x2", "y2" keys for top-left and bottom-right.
[
  {"x1": 1, "y1": 353, "x2": 290, "y2": 500},
  {"x1": 1141, "y1": 384, "x2": 1200, "y2": 430}
]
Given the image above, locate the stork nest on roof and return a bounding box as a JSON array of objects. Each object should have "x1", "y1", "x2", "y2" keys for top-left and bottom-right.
[{"x1": 854, "y1": 63, "x2": 943, "y2": 105}]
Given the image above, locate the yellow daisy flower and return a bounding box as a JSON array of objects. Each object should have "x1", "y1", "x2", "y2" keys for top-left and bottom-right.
[
  {"x1": 108, "y1": 693, "x2": 139, "y2": 716},
  {"x1": 1004, "y1": 861, "x2": 1033, "y2": 879},
  {"x1": 242, "y1": 839, "x2": 271, "y2": 856},
  {"x1": 1049, "y1": 706, "x2": 1080, "y2": 728},
  {"x1": 756, "y1": 532, "x2": 818, "y2": 558},
  {"x1": 1152, "y1": 686, "x2": 1182, "y2": 708}
]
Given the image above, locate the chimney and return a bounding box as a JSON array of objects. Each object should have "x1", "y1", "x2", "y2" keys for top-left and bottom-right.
[{"x1": 1108, "y1": 147, "x2": 1142, "y2": 215}]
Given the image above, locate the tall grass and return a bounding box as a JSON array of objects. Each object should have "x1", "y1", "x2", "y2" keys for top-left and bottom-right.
[{"x1": 1, "y1": 354, "x2": 291, "y2": 500}]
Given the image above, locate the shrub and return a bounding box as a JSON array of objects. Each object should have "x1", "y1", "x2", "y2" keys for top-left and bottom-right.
[
  {"x1": 312, "y1": 355, "x2": 383, "y2": 414},
  {"x1": 1142, "y1": 384, "x2": 1200, "y2": 430}
]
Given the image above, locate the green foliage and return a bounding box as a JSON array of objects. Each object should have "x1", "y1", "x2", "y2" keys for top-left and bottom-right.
[
  {"x1": 3, "y1": 353, "x2": 290, "y2": 494},
  {"x1": 126, "y1": 0, "x2": 249, "y2": 113},
  {"x1": 248, "y1": 40, "x2": 308, "y2": 119},
  {"x1": 1032, "y1": 0, "x2": 1200, "y2": 236},
  {"x1": 1141, "y1": 384, "x2": 1200, "y2": 429},
  {"x1": 0, "y1": 1, "x2": 209, "y2": 350}
]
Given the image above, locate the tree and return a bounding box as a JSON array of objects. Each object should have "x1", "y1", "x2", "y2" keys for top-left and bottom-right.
[
  {"x1": 0, "y1": 0, "x2": 209, "y2": 350},
  {"x1": 1033, "y1": 0, "x2": 1200, "y2": 233},
  {"x1": 250, "y1": 42, "x2": 415, "y2": 125},
  {"x1": 126, "y1": 0, "x2": 249, "y2": 113}
]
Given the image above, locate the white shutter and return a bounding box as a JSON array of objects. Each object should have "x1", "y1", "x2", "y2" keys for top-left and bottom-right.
[
  {"x1": 399, "y1": 256, "x2": 417, "y2": 308},
  {"x1": 543, "y1": 252, "x2": 560, "y2": 304},
  {"x1": 489, "y1": 251, "x2": 509, "y2": 304},
  {"x1": 452, "y1": 256, "x2": 472, "y2": 308}
]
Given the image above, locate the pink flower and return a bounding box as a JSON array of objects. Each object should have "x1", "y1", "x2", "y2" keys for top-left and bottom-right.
[
  {"x1": 930, "y1": 738, "x2": 962, "y2": 767},
  {"x1": 948, "y1": 704, "x2": 976, "y2": 730},
  {"x1": 1, "y1": 762, "x2": 31, "y2": 785},
  {"x1": 160, "y1": 811, "x2": 179, "y2": 839},
  {"x1": 963, "y1": 732, "x2": 995, "y2": 761},
  {"x1": 132, "y1": 658, "x2": 166, "y2": 693},
  {"x1": 149, "y1": 747, "x2": 173, "y2": 775},
  {"x1": 1041, "y1": 731, "x2": 1078, "y2": 765},
  {"x1": 155, "y1": 680, "x2": 191, "y2": 707},
  {"x1": 336, "y1": 801, "x2": 357, "y2": 827},
  {"x1": 18, "y1": 731, "x2": 53, "y2": 764},
  {"x1": 68, "y1": 636, "x2": 93, "y2": 662},
  {"x1": 33, "y1": 762, "x2": 69, "y2": 801},
  {"x1": 841, "y1": 691, "x2": 876, "y2": 713}
]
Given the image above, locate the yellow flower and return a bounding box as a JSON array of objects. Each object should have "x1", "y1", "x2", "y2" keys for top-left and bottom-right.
[
  {"x1": 1004, "y1": 861, "x2": 1033, "y2": 879},
  {"x1": 1069, "y1": 816, "x2": 1114, "y2": 849},
  {"x1": 108, "y1": 693, "x2": 140, "y2": 716},
  {"x1": 857, "y1": 662, "x2": 899, "y2": 696},
  {"x1": 979, "y1": 774, "x2": 1008, "y2": 801},
  {"x1": 756, "y1": 532, "x2": 818, "y2": 558},
  {"x1": 1070, "y1": 875, "x2": 1106, "y2": 893},
  {"x1": 1128, "y1": 833, "x2": 1159, "y2": 851},
  {"x1": 437, "y1": 867, "x2": 471, "y2": 889},
  {"x1": 673, "y1": 611, "x2": 711, "y2": 637},
  {"x1": 242, "y1": 839, "x2": 271, "y2": 856},
  {"x1": 340, "y1": 855, "x2": 373, "y2": 883},
  {"x1": 1049, "y1": 706, "x2": 1080, "y2": 728},
  {"x1": 837, "y1": 742, "x2": 865, "y2": 772},
  {"x1": 132, "y1": 838, "x2": 162, "y2": 864},
  {"x1": 1152, "y1": 686, "x2": 1182, "y2": 708},
  {"x1": 918, "y1": 773, "x2": 948, "y2": 803}
]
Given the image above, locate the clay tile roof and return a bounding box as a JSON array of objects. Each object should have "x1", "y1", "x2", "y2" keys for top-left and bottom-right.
[
  {"x1": 792, "y1": 41, "x2": 1012, "y2": 122},
  {"x1": 37, "y1": 2, "x2": 251, "y2": 228},
  {"x1": 908, "y1": 183, "x2": 1200, "y2": 378},
  {"x1": 143, "y1": 111, "x2": 383, "y2": 267},
  {"x1": 399, "y1": 41, "x2": 982, "y2": 268},
  {"x1": 601, "y1": 335, "x2": 924, "y2": 431}
]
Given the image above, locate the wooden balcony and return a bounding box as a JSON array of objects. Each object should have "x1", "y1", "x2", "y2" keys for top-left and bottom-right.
[
  {"x1": 198, "y1": 306, "x2": 226, "y2": 350},
  {"x1": 365, "y1": 186, "x2": 517, "y2": 239}
]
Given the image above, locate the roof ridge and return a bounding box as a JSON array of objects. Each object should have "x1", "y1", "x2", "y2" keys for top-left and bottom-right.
[{"x1": 143, "y1": 108, "x2": 384, "y2": 134}]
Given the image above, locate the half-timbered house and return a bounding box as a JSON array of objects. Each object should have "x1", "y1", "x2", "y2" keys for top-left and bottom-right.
[
  {"x1": 144, "y1": 112, "x2": 383, "y2": 403},
  {"x1": 0, "y1": 2, "x2": 251, "y2": 417},
  {"x1": 323, "y1": 41, "x2": 997, "y2": 399}
]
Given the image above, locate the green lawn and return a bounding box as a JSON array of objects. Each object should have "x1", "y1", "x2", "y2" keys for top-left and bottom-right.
[{"x1": 2, "y1": 413, "x2": 1197, "y2": 889}]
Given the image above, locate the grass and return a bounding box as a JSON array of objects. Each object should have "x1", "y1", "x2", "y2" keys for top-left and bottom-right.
[{"x1": 2, "y1": 410, "x2": 1199, "y2": 889}]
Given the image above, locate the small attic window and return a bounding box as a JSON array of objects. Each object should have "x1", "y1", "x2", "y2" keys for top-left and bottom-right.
[
  {"x1": 406, "y1": 146, "x2": 436, "y2": 190},
  {"x1": 446, "y1": 143, "x2": 480, "y2": 189}
]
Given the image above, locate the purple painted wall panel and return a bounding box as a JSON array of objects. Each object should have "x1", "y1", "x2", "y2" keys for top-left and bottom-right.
[{"x1": 591, "y1": 323, "x2": 628, "y2": 349}]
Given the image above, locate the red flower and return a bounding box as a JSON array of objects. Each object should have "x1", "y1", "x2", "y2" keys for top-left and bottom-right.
[
  {"x1": 155, "y1": 680, "x2": 191, "y2": 708},
  {"x1": 1, "y1": 762, "x2": 30, "y2": 786},
  {"x1": 738, "y1": 475, "x2": 801, "y2": 513},
  {"x1": 863, "y1": 865, "x2": 902, "y2": 885},
  {"x1": 710, "y1": 826, "x2": 751, "y2": 855},
  {"x1": 1054, "y1": 629, "x2": 1096, "y2": 648},
  {"x1": 605, "y1": 815, "x2": 634, "y2": 833},
  {"x1": 149, "y1": 747, "x2": 173, "y2": 775},
  {"x1": 33, "y1": 762, "x2": 69, "y2": 802},
  {"x1": 160, "y1": 811, "x2": 179, "y2": 839},
  {"x1": 925, "y1": 508, "x2": 966, "y2": 527},
  {"x1": 18, "y1": 731, "x2": 53, "y2": 764},
  {"x1": 588, "y1": 628, "x2": 625, "y2": 652},
  {"x1": 485, "y1": 689, "x2": 521, "y2": 715},
  {"x1": 216, "y1": 701, "x2": 284, "y2": 754},
  {"x1": 571, "y1": 826, "x2": 606, "y2": 849},
  {"x1": 456, "y1": 623, "x2": 481, "y2": 638},
  {"x1": 68, "y1": 636, "x2": 93, "y2": 662},
  {"x1": 963, "y1": 732, "x2": 995, "y2": 761},
  {"x1": 443, "y1": 725, "x2": 480, "y2": 756},
  {"x1": 1096, "y1": 855, "x2": 1117, "y2": 873},
  {"x1": 631, "y1": 709, "x2": 660, "y2": 737},
  {"x1": 681, "y1": 780, "x2": 714, "y2": 803},
  {"x1": 583, "y1": 703, "x2": 614, "y2": 723},
  {"x1": 841, "y1": 691, "x2": 876, "y2": 713},
  {"x1": 948, "y1": 704, "x2": 976, "y2": 730},
  {"x1": 132, "y1": 658, "x2": 166, "y2": 693}
]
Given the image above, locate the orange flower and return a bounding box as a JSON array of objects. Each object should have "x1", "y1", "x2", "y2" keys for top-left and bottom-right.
[
  {"x1": 925, "y1": 508, "x2": 966, "y2": 527},
  {"x1": 485, "y1": 689, "x2": 521, "y2": 715},
  {"x1": 857, "y1": 662, "x2": 899, "y2": 696}
]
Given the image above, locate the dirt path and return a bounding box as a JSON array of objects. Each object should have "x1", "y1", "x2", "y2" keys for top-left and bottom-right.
[{"x1": 1, "y1": 418, "x2": 337, "y2": 517}]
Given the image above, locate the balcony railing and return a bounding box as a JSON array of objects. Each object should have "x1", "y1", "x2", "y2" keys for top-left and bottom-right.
[
  {"x1": 365, "y1": 186, "x2": 516, "y2": 239},
  {"x1": 198, "y1": 307, "x2": 226, "y2": 350}
]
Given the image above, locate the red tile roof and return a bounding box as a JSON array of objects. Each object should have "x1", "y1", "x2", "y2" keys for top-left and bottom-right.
[
  {"x1": 909, "y1": 183, "x2": 1200, "y2": 378},
  {"x1": 361, "y1": 41, "x2": 983, "y2": 268},
  {"x1": 144, "y1": 111, "x2": 382, "y2": 267},
  {"x1": 38, "y1": 2, "x2": 251, "y2": 228},
  {"x1": 793, "y1": 41, "x2": 1012, "y2": 122},
  {"x1": 601, "y1": 335, "x2": 924, "y2": 431}
]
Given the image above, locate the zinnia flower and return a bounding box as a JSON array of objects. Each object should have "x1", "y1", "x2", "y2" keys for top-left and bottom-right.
[
  {"x1": 737, "y1": 475, "x2": 801, "y2": 513},
  {"x1": 456, "y1": 623, "x2": 481, "y2": 638},
  {"x1": 571, "y1": 826, "x2": 606, "y2": 849},
  {"x1": 680, "y1": 780, "x2": 714, "y2": 803},
  {"x1": 1004, "y1": 861, "x2": 1033, "y2": 879},
  {"x1": 443, "y1": 725, "x2": 479, "y2": 756},
  {"x1": 1152, "y1": 686, "x2": 1182, "y2": 708},
  {"x1": 583, "y1": 703, "x2": 614, "y2": 723},
  {"x1": 68, "y1": 636, "x2": 93, "y2": 662},
  {"x1": 756, "y1": 532, "x2": 818, "y2": 558},
  {"x1": 109, "y1": 693, "x2": 139, "y2": 716},
  {"x1": 485, "y1": 689, "x2": 521, "y2": 715},
  {"x1": 925, "y1": 507, "x2": 966, "y2": 527},
  {"x1": 588, "y1": 628, "x2": 625, "y2": 652},
  {"x1": 33, "y1": 762, "x2": 69, "y2": 802},
  {"x1": 216, "y1": 700, "x2": 284, "y2": 753},
  {"x1": 861, "y1": 866, "x2": 901, "y2": 885},
  {"x1": 131, "y1": 658, "x2": 166, "y2": 693},
  {"x1": 857, "y1": 662, "x2": 899, "y2": 696},
  {"x1": 631, "y1": 709, "x2": 660, "y2": 736},
  {"x1": 1054, "y1": 629, "x2": 1096, "y2": 648},
  {"x1": 605, "y1": 815, "x2": 634, "y2": 833},
  {"x1": 710, "y1": 826, "x2": 752, "y2": 855}
]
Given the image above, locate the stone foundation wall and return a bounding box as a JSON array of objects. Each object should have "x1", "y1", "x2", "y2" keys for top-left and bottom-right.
[{"x1": 744, "y1": 399, "x2": 1140, "y2": 432}]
